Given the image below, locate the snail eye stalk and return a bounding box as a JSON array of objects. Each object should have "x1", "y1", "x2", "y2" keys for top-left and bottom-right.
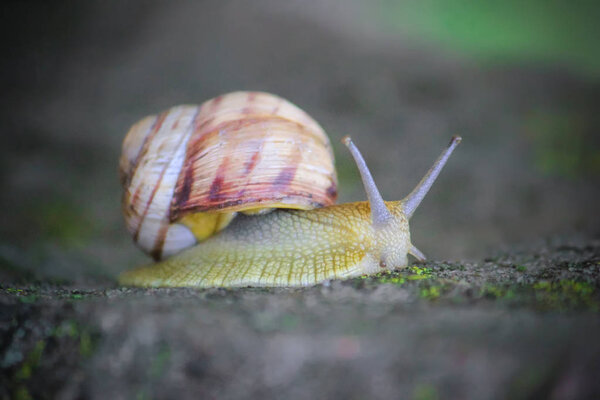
[
  {"x1": 342, "y1": 136, "x2": 392, "y2": 227},
  {"x1": 402, "y1": 136, "x2": 462, "y2": 219}
]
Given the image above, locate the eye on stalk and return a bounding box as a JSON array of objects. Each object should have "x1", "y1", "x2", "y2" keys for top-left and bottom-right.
[
  {"x1": 403, "y1": 136, "x2": 462, "y2": 219},
  {"x1": 342, "y1": 136, "x2": 392, "y2": 227}
]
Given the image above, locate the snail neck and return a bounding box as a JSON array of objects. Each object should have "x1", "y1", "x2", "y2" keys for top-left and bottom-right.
[{"x1": 370, "y1": 201, "x2": 411, "y2": 270}]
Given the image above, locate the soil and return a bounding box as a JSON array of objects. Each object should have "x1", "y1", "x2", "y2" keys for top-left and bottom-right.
[
  {"x1": 1, "y1": 237, "x2": 599, "y2": 399},
  {"x1": 1, "y1": 2, "x2": 599, "y2": 399}
]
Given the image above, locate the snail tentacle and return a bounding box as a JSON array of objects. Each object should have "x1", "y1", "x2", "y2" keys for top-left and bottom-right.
[
  {"x1": 403, "y1": 135, "x2": 462, "y2": 219},
  {"x1": 409, "y1": 244, "x2": 426, "y2": 262},
  {"x1": 342, "y1": 136, "x2": 392, "y2": 227}
]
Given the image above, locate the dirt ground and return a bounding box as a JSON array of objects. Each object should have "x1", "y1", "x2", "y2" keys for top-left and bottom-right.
[
  {"x1": 1, "y1": 1, "x2": 599, "y2": 399},
  {"x1": 1, "y1": 237, "x2": 599, "y2": 399}
]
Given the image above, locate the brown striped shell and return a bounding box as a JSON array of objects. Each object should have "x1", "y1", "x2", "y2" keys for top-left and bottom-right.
[{"x1": 120, "y1": 91, "x2": 338, "y2": 260}]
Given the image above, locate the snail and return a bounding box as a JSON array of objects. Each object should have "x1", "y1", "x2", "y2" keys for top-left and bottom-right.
[
  {"x1": 118, "y1": 91, "x2": 461, "y2": 287},
  {"x1": 119, "y1": 91, "x2": 338, "y2": 260}
]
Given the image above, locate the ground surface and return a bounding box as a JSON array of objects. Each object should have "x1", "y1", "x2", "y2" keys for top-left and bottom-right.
[
  {"x1": 1, "y1": 237, "x2": 599, "y2": 399},
  {"x1": 1, "y1": 1, "x2": 599, "y2": 399}
]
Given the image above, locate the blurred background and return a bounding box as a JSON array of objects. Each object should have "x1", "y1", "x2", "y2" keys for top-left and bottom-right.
[{"x1": 1, "y1": 0, "x2": 599, "y2": 281}]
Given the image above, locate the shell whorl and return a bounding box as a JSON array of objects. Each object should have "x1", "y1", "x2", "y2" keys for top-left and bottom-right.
[{"x1": 120, "y1": 91, "x2": 338, "y2": 260}]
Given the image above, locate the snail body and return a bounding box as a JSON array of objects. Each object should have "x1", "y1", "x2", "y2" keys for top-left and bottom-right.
[
  {"x1": 119, "y1": 201, "x2": 409, "y2": 287},
  {"x1": 119, "y1": 92, "x2": 461, "y2": 288}
]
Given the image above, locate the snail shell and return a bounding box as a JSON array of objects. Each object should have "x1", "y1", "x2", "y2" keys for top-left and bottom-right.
[{"x1": 120, "y1": 91, "x2": 338, "y2": 260}]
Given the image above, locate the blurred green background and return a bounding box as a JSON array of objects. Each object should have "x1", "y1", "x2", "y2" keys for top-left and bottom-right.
[
  {"x1": 1, "y1": 0, "x2": 598, "y2": 282},
  {"x1": 377, "y1": 0, "x2": 600, "y2": 77}
]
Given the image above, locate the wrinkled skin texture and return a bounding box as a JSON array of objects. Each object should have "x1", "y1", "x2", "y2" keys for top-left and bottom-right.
[{"x1": 119, "y1": 201, "x2": 411, "y2": 287}]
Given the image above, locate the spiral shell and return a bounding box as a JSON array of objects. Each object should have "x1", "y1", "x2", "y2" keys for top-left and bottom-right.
[{"x1": 120, "y1": 91, "x2": 338, "y2": 260}]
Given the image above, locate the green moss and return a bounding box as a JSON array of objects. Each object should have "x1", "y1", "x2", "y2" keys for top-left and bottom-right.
[
  {"x1": 379, "y1": 275, "x2": 407, "y2": 285},
  {"x1": 420, "y1": 286, "x2": 441, "y2": 300},
  {"x1": 364, "y1": 266, "x2": 436, "y2": 285},
  {"x1": 15, "y1": 340, "x2": 45, "y2": 380},
  {"x1": 79, "y1": 331, "x2": 94, "y2": 358},
  {"x1": 407, "y1": 266, "x2": 434, "y2": 281},
  {"x1": 532, "y1": 280, "x2": 597, "y2": 310},
  {"x1": 480, "y1": 284, "x2": 516, "y2": 300},
  {"x1": 53, "y1": 320, "x2": 79, "y2": 338},
  {"x1": 478, "y1": 279, "x2": 598, "y2": 310},
  {"x1": 361, "y1": 264, "x2": 598, "y2": 310},
  {"x1": 409, "y1": 266, "x2": 434, "y2": 276},
  {"x1": 436, "y1": 263, "x2": 467, "y2": 271},
  {"x1": 364, "y1": 271, "x2": 407, "y2": 285},
  {"x1": 407, "y1": 275, "x2": 430, "y2": 281},
  {"x1": 532, "y1": 281, "x2": 551, "y2": 290},
  {"x1": 2, "y1": 287, "x2": 41, "y2": 303},
  {"x1": 52, "y1": 320, "x2": 99, "y2": 358},
  {"x1": 6, "y1": 318, "x2": 100, "y2": 398},
  {"x1": 18, "y1": 294, "x2": 39, "y2": 304}
]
